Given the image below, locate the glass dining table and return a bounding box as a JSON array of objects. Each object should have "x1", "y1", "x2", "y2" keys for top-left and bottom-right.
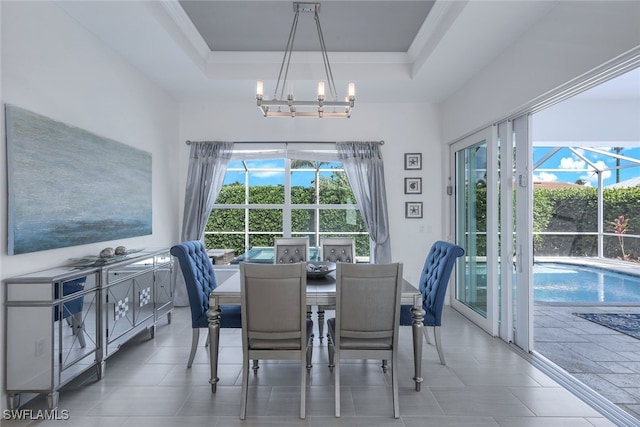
[{"x1": 207, "y1": 264, "x2": 427, "y2": 393}]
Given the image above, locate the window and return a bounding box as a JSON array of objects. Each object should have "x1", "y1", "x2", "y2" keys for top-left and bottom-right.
[{"x1": 205, "y1": 157, "x2": 370, "y2": 262}]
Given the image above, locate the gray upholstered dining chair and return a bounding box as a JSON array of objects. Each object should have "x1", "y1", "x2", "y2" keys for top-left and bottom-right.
[
  {"x1": 320, "y1": 237, "x2": 355, "y2": 263},
  {"x1": 274, "y1": 237, "x2": 309, "y2": 263},
  {"x1": 399, "y1": 240, "x2": 464, "y2": 365},
  {"x1": 273, "y1": 237, "x2": 315, "y2": 345},
  {"x1": 170, "y1": 240, "x2": 242, "y2": 368},
  {"x1": 239, "y1": 262, "x2": 313, "y2": 419},
  {"x1": 327, "y1": 262, "x2": 403, "y2": 418},
  {"x1": 316, "y1": 237, "x2": 356, "y2": 342}
]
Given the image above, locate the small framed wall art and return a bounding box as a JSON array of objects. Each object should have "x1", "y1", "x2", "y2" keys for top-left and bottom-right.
[
  {"x1": 404, "y1": 177, "x2": 422, "y2": 194},
  {"x1": 405, "y1": 202, "x2": 423, "y2": 219},
  {"x1": 404, "y1": 153, "x2": 422, "y2": 170}
]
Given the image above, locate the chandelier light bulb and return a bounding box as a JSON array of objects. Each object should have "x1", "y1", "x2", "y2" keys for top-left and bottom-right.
[{"x1": 256, "y1": 81, "x2": 264, "y2": 99}]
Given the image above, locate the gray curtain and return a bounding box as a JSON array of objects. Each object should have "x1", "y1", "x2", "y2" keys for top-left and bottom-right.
[
  {"x1": 174, "y1": 141, "x2": 233, "y2": 306},
  {"x1": 337, "y1": 141, "x2": 391, "y2": 263}
]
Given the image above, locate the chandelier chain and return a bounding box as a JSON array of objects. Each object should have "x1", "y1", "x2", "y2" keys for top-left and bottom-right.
[
  {"x1": 275, "y1": 9, "x2": 300, "y2": 101},
  {"x1": 314, "y1": 10, "x2": 337, "y2": 101}
]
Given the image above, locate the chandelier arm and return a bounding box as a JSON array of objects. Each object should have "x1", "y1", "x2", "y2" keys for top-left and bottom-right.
[
  {"x1": 314, "y1": 10, "x2": 338, "y2": 101},
  {"x1": 275, "y1": 10, "x2": 300, "y2": 100}
]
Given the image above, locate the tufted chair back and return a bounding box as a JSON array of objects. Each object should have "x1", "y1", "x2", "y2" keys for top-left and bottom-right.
[
  {"x1": 400, "y1": 240, "x2": 464, "y2": 365},
  {"x1": 320, "y1": 238, "x2": 355, "y2": 263},
  {"x1": 274, "y1": 237, "x2": 309, "y2": 264},
  {"x1": 398, "y1": 240, "x2": 464, "y2": 366},
  {"x1": 418, "y1": 241, "x2": 464, "y2": 326},
  {"x1": 171, "y1": 240, "x2": 242, "y2": 367},
  {"x1": 171, "y1": 240, "x2": 242, "y2": 329}
]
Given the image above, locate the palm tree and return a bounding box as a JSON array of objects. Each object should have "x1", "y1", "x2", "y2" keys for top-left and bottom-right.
[{"x1": 613, "y1": 147, "x2": 623, "y2": 183}]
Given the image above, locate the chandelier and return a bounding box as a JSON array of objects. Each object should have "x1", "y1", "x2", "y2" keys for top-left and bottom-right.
[{"x1": 256, "y1": 2, "x2": 355, "y2": 118}]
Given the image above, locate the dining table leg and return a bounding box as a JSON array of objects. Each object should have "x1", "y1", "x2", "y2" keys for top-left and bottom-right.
[
  {"x1": 411, "y1": 294, "x2": 425, "y2": 391},
  {"x1": 207, "y1": 295, "x2": 222, "y2": 393}
]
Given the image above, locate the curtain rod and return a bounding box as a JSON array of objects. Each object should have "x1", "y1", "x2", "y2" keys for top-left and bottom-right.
[{"x1": 185, "y1": 140, "x2": 384, "y2": 146}]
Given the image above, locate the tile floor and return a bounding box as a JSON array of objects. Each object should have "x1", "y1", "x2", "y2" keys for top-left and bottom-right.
[
  {"x1": 4, "y1": 306, "x2": 618, "y2": 426},
  {"x1": 535, "y1": 303, "x2": 640, "y2": 421}
]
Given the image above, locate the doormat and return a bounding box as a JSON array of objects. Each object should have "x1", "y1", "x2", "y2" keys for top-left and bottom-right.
[{"x1": 572, "y1": 313, "x2": 640, "y2": 340}]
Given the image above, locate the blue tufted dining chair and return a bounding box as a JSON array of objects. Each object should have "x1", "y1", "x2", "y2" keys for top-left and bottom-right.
[
  {"x1": 171, "y1": 240, "x2": 242, "y2": 368},
  {"x1": 399, "y1": 240, "x2": 464, "y2": 365}
]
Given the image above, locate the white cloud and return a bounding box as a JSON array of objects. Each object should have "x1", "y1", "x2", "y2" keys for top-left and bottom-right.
[
  {"x1": 559, "y1": 156, "x2": 586, "y2": 170},
  {"x1": 533, "y1": 172, "x2": 557, "y2": 182},
  {"x1": 252, "y1": 170, "x2": 282, "y2": 179}
]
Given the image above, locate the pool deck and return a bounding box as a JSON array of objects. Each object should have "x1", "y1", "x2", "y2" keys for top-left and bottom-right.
[{"x1": 533, "y1": 257, "x2": 640, "y2": 421}]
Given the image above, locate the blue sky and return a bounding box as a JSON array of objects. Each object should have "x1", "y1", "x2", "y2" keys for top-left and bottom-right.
[
  {"x1": 533, "y1": 146, "x2": 640, "y2": 187},
  {"x1": 223, "y1": 159, "x2": 343, "y2": 187},
  {"x1": 222, "y1": 147, "x2": 640, "y2": 188}
]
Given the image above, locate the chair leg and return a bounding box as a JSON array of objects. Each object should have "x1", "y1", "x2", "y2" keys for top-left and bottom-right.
[
  {"x1": 327, "y1": 337, "x2": 335, "y2": 372},
  {"x1": 392, "y1": 353, "x2": 399, "y2": 418},
  {"x1": 187, "y1": 328, "x2": 199, "y2": 368},
  {"x1": 334, "y1": 354, "x2": 341, "y2": 417},
  {"x1": 433, "y1": 326, "x2": 446, "y2": 365},
  {"x1": 300, "y1": 353, "x2": 306, "y2": 419},
  {"x1": 422, "y1": 326, "x2": 432, "y2": 345},
  {"x1": 306, "y1": 340, "x2": 313, "y2": 373},
  {"x1": 240, "y1": 353, "x2": 249, "y2": 419}
]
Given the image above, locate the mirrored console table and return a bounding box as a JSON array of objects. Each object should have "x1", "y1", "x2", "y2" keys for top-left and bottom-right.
[{"x1": 4, "y1": 248, "x2": 173, "y2": 410}]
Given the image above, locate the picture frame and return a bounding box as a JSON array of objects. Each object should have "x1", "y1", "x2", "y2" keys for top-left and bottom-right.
[
  {"x1": 404, "y1": 153, "x2": 422, "y2": 170},
  {"x1": 404, "y1": 177, "x2": 422, "y2": 194},
  {"x1": 405, "y1": 202, "x2": 423, "y2": 219}
]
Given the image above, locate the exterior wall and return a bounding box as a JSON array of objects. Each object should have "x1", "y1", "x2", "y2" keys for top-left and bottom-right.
[{"x1": 0, "y1": 1, "x2": 180, "y2": 410}]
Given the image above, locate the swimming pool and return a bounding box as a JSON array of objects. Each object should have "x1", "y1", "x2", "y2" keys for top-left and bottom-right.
[{"x1": 534, "y1": 262, "x2": 640, "y2": 303}]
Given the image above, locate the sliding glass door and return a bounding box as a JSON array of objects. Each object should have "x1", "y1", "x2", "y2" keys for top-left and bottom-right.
[
  {"x1": 450, "y1": 127, "x2": 497, "y2": 333},
  {"x1": 449, "y1": 120, "x2": 533, "y2": 349}
]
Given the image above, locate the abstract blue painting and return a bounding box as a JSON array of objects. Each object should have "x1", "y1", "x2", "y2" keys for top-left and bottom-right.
[{"x1": 5, "y1": 104, "x2": 152, "y2": 255}]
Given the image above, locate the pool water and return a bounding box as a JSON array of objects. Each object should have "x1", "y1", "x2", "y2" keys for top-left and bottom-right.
[{"x1": 534, "y1": 263, "x2": 640, "y2": 303}]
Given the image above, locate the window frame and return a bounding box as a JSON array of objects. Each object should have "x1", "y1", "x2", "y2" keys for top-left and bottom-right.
[{"x1": 206, "y1": 155, "x2": 369, "y2": 259}]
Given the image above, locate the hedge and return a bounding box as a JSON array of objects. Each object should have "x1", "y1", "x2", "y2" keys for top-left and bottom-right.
[{"x1": 204, "y1": 180, "x2": 370, "y2": 257}]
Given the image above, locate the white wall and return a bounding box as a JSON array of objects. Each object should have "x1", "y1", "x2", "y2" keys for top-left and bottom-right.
[
  {"x1": 178, "y1": 101, "x2": 443, "y2": 285},
  {"x1": 0, "y1": 1, "x2": 180, "y2": 410},
  {"x1": 533, "y1": 98, "x2": 640, "y2": 143},
  {"x1": 441, "y1": 1, "x2": 640, "y2": 143}
]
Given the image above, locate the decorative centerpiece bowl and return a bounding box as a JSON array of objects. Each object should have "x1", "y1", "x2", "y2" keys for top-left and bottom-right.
[{"x1": 306, "y1": 261, "x2": 336, "y2": 278}]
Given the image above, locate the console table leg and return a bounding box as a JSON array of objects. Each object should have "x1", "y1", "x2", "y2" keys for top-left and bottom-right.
[
  {"x1": 8, "y1": 393, "x2": 20, "y2": 410},
  {"x1": 46, "y1": 392, "x2": 59, "y2": 410}
]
